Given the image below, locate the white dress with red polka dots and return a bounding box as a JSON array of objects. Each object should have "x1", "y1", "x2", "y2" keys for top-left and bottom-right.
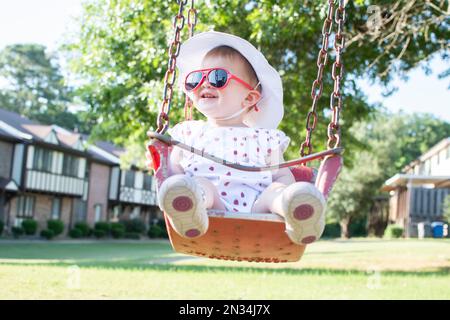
[{"x1": 169, "y1": 120, "x2": 290, "y2": 213}]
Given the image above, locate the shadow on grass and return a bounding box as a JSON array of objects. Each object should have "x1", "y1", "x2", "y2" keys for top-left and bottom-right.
[{"x1": 1, "y1": 259, "x2": 449, "y2": 277}]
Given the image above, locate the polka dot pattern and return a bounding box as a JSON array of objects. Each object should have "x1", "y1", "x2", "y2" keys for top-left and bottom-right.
[{"x1": 168, "y1": 120, "x2": 290, "y2": 213}]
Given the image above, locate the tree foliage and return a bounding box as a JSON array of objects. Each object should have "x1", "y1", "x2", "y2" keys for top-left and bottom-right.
[
  {"x1": 443, "y1": 195, "x2": 450, "y2": 223},
  {"x1": 65, "y1": 0, "x2": 448, "y2": 164},
  {"x1": 0, "y1": 44, "x2": 83, "y2": 130}
]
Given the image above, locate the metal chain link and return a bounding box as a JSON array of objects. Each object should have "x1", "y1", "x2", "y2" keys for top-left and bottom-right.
[
  {"x1": 300, "y1": 0, "x2": 335, "y2": 157},
  {"x1": 184, "y1": 0, "x2": 197, "y2": 120},
  {"x1": 187, "y1": 0, "x2": 197, "y2": 38},
  {"x1": 156, "y1": 0, "x2": 188, "y2": 134},
  {"x1": 327, "y1": 0, "x2": 346, "y2": 149}
]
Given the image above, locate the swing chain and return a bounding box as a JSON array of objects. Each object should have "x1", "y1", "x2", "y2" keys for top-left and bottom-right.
[
  {"x1": 184, "y1": 0, "x2": 197, "y2": 120},
  {"x1": 156, "y1": 0, "x2": 189, "y2": 134},
  {"x1": 300, "y1": 0, "x2": 335, "y2": 157},
  {"x1": 327, "y1": 0, "x2": 346, "y2": 150},
  {"x1": 187, "y1": 0, "x2": 198, "y2": 38}
]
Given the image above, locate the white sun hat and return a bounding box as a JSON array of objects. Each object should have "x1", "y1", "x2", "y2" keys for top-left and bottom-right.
[{"x1": 177, "y1": 31, "x2": 284, "y2": 129}]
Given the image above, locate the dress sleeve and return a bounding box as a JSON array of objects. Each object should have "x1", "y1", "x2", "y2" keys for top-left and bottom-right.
[
  {"x1": 168, "y1": 122, "x2": 188, "y2": 144},
  {"x1": 264, "y1": 129, "x2": 290, "y2": 166}
]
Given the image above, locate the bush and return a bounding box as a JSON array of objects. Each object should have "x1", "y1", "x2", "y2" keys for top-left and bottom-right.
[
  {"x1": 69, "y1": 228, "x2": 83, "y2": 239},
  {"x1": 349, "y1": 218, "x2": 367, "y2": 237},
  {"x1": 124, "y1": 232, "x2": 140, "y2": 240},
  {"x1": 322, "y1": 222, "x2": 341, "y2": 238},
  {"x1": 384, "y1": 224, "x2": 404, "y2": 238},
  {"x1": 0, "y1": 220, "x2": 4, "y2": 236},
  {"x1": 148, "y1": 224, "x2": 166, "y2": 238},
  {"x1": 40, "y1": 229, "x2": 54, "y2": 240},
  {"x1": 12, "y1": 226, "x2": 24, "y2": 238},
  {"x1": 93, "y1": 229, "x2": 106, "y2": 239},
  {"x1": 443, "y1": 194, "x2": 450, "y2": 223},
  {"x1": 111, "y1": 223, "x2": 125, "y2": 239},
  {"x1": 47, "y1": 220, "x2": 64, "y2": 236},
  {"x1": 120, "y1": 219, "x2": 146, "y2": 234},
  {"x1": 87, "y1": 228, "x2": 95, "y2": 237},
  {"x1": 94, "y1": 222, "x2": 111, "y2": 235},
  {"x1": 21, "y1": 219, "x2": 38, "y2": 235},
  {"x1": 156, "y1": 219, "x2": 166, "y2": 229},
  {"x1": 74, "y1": 222, "x2": 89, "y2": 237}
]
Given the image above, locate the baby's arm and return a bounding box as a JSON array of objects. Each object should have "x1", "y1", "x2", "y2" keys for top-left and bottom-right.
[
  {"x1": 272, "y1": 167, "x2": 295, "y2": 186},
  {"x1": 271, "y1": 152, "x2": 295, "y2": 185}
]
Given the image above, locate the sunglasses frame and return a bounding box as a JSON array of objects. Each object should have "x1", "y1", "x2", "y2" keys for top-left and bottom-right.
[{"x1": 184, "y1": 67, "x2": 256, "y2": 92}]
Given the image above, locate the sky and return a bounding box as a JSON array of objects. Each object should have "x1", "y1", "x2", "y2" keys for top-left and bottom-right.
[{"x1": 0, "y1": 0, "x2": 449, "y2": 122}]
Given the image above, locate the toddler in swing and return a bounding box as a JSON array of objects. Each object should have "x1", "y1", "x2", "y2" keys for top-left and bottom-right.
[{"x1": 155, "y1": 31, "x2": 325, "y2": 245}]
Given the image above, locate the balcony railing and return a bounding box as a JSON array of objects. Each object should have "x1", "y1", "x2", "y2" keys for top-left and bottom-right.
[
  {"x1": 119, "y1": 186, "x2": 156, "y2": 205},
  {"x1": 25, "y1": 169, "x2": 87, "y2": 196}
]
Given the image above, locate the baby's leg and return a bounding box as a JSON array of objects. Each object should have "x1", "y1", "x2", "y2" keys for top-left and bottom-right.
[
  {"x1": 158, "y1": 174, "x2": 213, "y2": 238},
  {"x1": 254, "y1": 182, "x2": 326, "y2": 245},
  {"x1": 252, "y1": 182, "x2": 287, "y2": 213},
  {"x1": 192, "y1": 176, "x2": 226, "y2": 210}
]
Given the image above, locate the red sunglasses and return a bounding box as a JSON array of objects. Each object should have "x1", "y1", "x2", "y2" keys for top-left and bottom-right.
[{"x1": 184, "y1": 68, "x2": 258, "y2": 92}]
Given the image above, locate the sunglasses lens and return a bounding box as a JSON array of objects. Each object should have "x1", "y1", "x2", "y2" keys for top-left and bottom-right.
[
  {"x1": 208, "y1": 69, "x2": 228, "y2": 88},
  {"x1": 185, "y1": 72, "x2": 203, "y2": 91}
]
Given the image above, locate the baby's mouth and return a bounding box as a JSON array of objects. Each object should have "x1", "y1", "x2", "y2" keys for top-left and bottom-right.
[{"x1": 200, "y1": 92, "x2": 218, "y2": 100}]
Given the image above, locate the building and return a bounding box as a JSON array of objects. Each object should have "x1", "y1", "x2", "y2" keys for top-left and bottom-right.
[
  {"x1": 381, "y1": 137, "x2": 450, "y2": 237},
  {"x1": 0, "y1": 108, "x2": 161, "y2": 236}
]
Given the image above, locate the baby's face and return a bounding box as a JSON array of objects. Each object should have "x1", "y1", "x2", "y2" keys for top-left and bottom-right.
[{"x1": 191, "y1": 55, "x2": 254, "y2": 124}]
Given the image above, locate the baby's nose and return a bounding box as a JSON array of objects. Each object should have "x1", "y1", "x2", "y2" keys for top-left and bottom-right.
[{"x1": 201, "y1": 78, "x2": 212, "y2": 88}]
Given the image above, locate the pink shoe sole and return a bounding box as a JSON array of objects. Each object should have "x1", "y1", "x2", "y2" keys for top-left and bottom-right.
[
  {"x1": 158, "y1": 175, "x2": 208, "y2": 238},
  {"x1": 282, "y1": 182, "x2": 326, "y2": 245}
]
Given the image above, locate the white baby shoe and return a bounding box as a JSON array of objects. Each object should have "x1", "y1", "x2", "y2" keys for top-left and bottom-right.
[
  {"x1": 281, "y1": 182, "x2": 326, "y2": 245},
  {"x1": 158, "y1": 174, "x2": 209, "y2": 238}
]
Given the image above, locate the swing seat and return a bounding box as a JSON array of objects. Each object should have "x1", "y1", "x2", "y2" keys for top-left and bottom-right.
[{"x1": 147, "y1": 138, "x2": 342, "y2": 263}]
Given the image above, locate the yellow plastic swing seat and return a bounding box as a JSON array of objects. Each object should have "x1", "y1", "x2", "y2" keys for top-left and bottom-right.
[{"x1": 148, "y1": 138, "x2": 342, "y2": 263}]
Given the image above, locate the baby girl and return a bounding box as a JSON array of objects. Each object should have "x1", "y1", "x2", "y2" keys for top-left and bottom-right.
[{"x1": 156, "y1": 31, "x2": 325, "y2": 245}]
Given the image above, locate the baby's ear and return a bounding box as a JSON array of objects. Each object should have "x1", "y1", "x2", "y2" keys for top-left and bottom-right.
[{"x1": 242, "y1": 90, "x2": 262, "y2": 108}]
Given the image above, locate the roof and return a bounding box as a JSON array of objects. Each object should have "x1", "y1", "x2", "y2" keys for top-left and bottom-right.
[
  {"x1": 0, "y1": 177, "x2": 19, "y2": 191},
  {"x1": 94, "y1": 140, "x2": 125, "y2": 158},
  {"x1": 403, "y1": 137, "x2": 450, "y2": 172},
  {"x1": 0, "y1": 107, "x2": 125, "y2": 167},
  {"x1": 381, "y1": 174, "x2": 450, "y2": 192},
  {"x1": 0, "y1": 108, "x2": 36, "y2": 132},
  {"x1": 0, "y1": 127, "x2": 20, "y2": 141}
]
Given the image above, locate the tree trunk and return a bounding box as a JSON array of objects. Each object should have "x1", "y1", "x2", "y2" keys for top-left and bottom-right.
[{"x1": 340, "y1": 217, "x2": 351, "y2": 239}]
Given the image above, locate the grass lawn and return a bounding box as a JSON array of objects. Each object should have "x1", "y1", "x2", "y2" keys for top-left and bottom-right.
[{"x1": 0, "y1": 238, "x2": 449, "y2": 299}]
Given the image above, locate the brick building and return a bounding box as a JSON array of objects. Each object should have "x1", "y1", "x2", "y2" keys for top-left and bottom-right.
[{"x1": 0, "y1": 108, "x2": 162, "y2": 236}]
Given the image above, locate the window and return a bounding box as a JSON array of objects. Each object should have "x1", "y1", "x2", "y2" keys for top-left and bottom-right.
[
  {"x1": 62, "y1": 154, "x2": 79, "y2": 177},
  {"x1": 33, "y1": 147, "x2": 53, "y2": 172},
  {"x1": 51, "y1": 197, "x2": 62, "y2": 220},
  {"x1": 94, "y1": 204, "x2": 102, "y2": 222},
  {"x1": 439, "y1": 149, "x2": 446, "y2": 165},
  {"x1": 424, "y1": 160, "x2": 431, "y2": 175},
  {"x1": 130, "y1": 206, "x2": 141, "y2": 219},
  {"x1": 111, "y1": 205, "x2": 121, "y2": 222},
  {"x1": 16, "y1": 196, "x2": 35, "y2": 218},
  {"x1": 124, "y1": 170, "x2": 135, "y2": 188},
  {"x1": 143, "y1": 174, "x2": 152, "y2": 190},
  {"x1": 73, "y1": 199, "x2": 87, "y2": 222}
]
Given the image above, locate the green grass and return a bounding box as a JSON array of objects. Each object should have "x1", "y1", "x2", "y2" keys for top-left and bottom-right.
[{"x1": 0, "y1": 238, "x2": 449, "y2": 299}]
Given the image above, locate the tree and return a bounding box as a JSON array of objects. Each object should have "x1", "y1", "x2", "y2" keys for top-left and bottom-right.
[
  {"x1": 443, "y1": 195, "x2": 450, "y2": 224},
  {"x1": 0, "y1": 44, "x2": 83, "y2": 130},
  {"x1": 65, "y1": 0, "x2": 448, "y2": 163},
  {"x1": 327, "y1": 111, "x2": 450, "y2": 238}
]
